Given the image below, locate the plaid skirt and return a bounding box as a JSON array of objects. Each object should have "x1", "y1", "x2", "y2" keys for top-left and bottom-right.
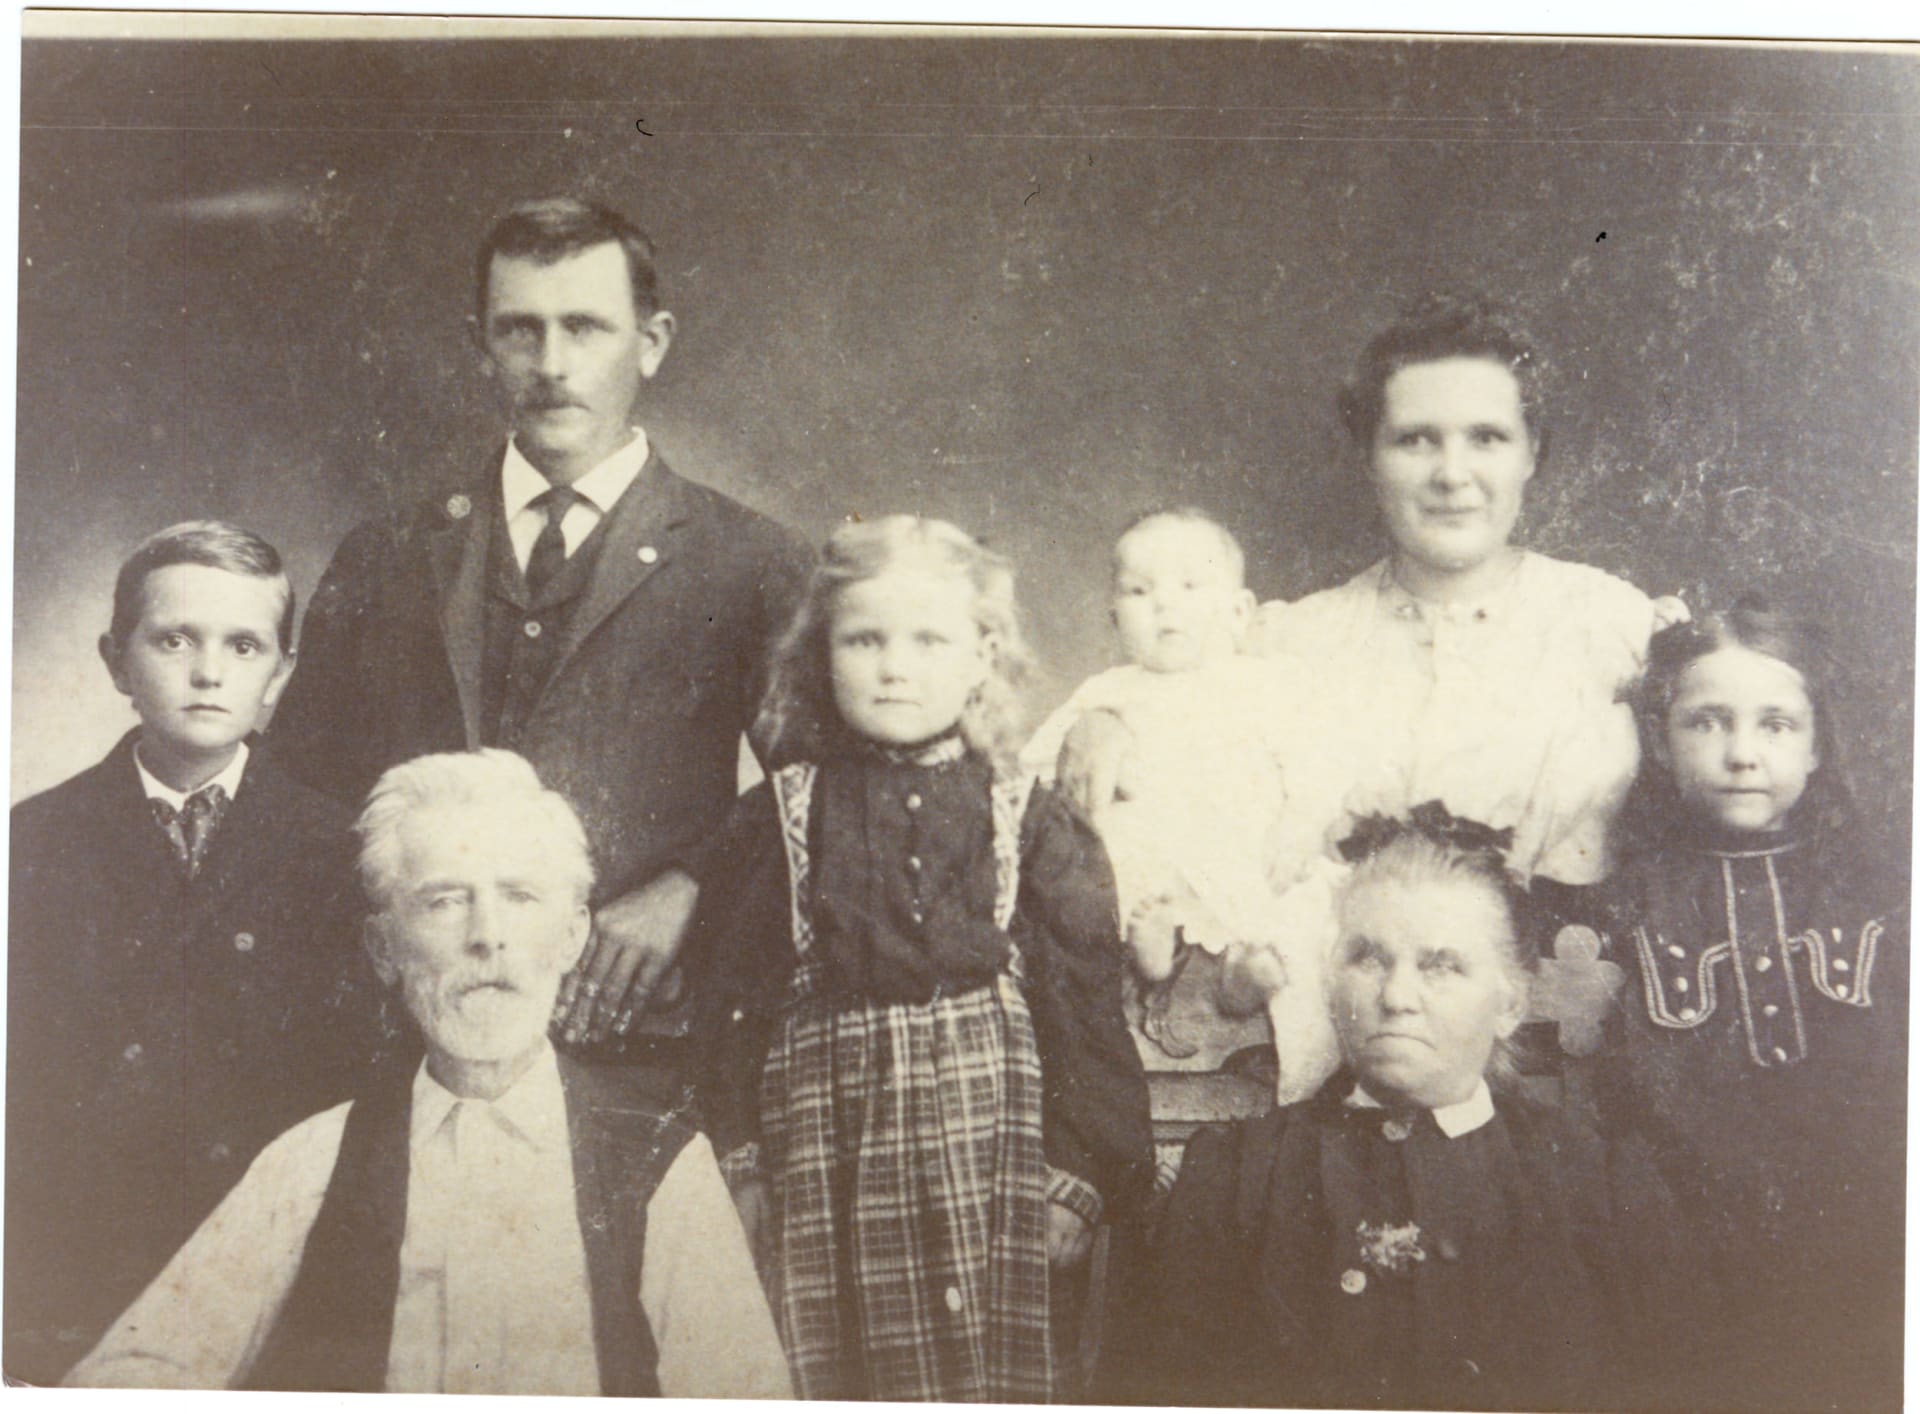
[{"x1": 761, "y1": 973, "x2": 1053, "y2": 1402}]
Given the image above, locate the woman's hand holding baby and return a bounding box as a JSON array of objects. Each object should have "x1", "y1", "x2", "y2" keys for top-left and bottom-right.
[
  {"x1": 1651, "y1": 594, "x2": 1691, "y2": 631},
  {"x1": 1056, "y1": 708, "x2": 1134, "y2": 819}
]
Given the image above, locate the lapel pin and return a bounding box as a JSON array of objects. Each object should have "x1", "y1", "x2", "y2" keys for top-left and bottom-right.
[
  {"x1": 446, "y1": 494, "x2": 472, "y2": 520},
  {"x1": 637, "y1": 545, "x2": 658, "y2": 564}
]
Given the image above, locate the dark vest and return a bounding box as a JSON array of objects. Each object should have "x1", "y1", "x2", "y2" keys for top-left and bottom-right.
[
  {"x1": 480, "y1": 500, "x2": 608, "y2": 746},
  {"x1": 244, "y1": 1055, "x2": 694, "y2": 1394}
]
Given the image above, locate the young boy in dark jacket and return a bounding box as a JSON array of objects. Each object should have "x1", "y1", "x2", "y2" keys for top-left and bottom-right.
[{"x1": 6, "y1": 521, "x2": 387, "y2": 1384}]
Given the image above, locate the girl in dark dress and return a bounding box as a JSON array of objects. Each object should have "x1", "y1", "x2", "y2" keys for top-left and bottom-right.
[
  {"x1": 1599, "y1": 596, "x2": 1907, "y2": 1412},
  {"x1": 1153, "y1": 811, "x2": 1708, "y2": 1411},
  {"x1": 686, "y1": 515, "x2": 1151, "y2": 1402}
]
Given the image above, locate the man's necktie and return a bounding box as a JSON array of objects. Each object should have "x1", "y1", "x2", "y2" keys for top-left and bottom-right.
[
  {"x1": 524, "y1": 486, "x2": 582, "y2": 600},
  {"x1": 150, "y1": 784, "x2": 231, "y2": 880}
]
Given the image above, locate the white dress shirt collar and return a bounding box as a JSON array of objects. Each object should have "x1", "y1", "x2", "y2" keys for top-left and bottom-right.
[
  {"x1": 501, "y1": 427, "x2": 651, "y2": 522},
  {"x1": 134, "y1": 740, "x2": 249, "y2": 812},
  {"x1": 1345, "y1": 1078, "x2": 1496, "y2": 1138},
  {"x1": 410, "y1": 1042, "x2": 571, "y2": 1155}
]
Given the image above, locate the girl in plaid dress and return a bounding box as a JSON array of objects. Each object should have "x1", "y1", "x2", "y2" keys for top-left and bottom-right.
[{"x1": 687, "y1": 515, "x2": 1151, "y2": 1401}]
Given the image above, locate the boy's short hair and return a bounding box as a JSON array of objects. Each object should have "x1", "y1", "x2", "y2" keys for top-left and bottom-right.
[
  {"x1": 108, "y1": 520, "x2": 296, "y2": 654},
  {"x1": 1113, "y1": 507, "x2": 1248, "y2": 589},
  {"x1": 476, "y1": 197, "x2": 662, "y2": 321}
]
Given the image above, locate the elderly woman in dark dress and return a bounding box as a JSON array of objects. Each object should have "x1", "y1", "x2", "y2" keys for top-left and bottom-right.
[{"x1": 1148, "y1": 811, "x2": 1713, "y2": 1412}]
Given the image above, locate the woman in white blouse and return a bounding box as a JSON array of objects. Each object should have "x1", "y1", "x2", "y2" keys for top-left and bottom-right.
[
  {"x1": 1253, "y1": 292, "x2": 1673, "y2": 892},
  {"x1": 1063, "y1": 293, "x2": 1677, "y2": 1002}
]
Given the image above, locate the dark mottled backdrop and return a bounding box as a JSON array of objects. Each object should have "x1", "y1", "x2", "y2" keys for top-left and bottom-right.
[{"x1": 13, "y1": 30, "x2": 1918, "y2": 866}]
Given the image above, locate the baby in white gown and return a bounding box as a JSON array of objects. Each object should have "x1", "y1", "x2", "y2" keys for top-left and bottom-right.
[{"x1": 1022, "y1": 510, "x2": 1340, "y2": 1102}]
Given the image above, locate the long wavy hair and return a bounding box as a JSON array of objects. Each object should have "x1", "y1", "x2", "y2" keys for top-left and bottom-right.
[
  {"x1": 1617, "y1": 592, "x2": 1856, "y2": 858},
  {"x1": 755, "y1": 515, "x2": 1035, "y2": 774}
]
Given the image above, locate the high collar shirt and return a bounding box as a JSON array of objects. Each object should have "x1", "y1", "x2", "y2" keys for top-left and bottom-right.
[
  {"x1": 134, "y1": 740, "x2": 249, "y2": 812},
  {"x1": 66, "y1": 1044, "x2": 790, "y2": 1397},
  {"x1": 500, "y1": 427, "x2": 651, "y2": 572},
  {"x1": 1345, "y1": 1078, "x2": 1496, "y2": 1138}
]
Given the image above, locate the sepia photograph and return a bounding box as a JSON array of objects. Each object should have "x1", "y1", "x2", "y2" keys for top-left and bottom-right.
[{"x1": 7, "y1": 11, "x2": 1917, "y2": 1409}]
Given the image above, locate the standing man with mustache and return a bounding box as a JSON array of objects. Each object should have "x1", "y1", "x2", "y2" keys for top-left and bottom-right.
[
  {"x1": 67, "y1": 750, "x2": 790, "y2": 1395},
  {"x1": 271, "y1": 198, "x2": 811, "y2": 1050}
]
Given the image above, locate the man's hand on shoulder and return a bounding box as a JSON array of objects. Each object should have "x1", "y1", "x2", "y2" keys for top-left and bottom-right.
[{"x1": 555, "y1": 870, "x2": 701, "y2": 1046}]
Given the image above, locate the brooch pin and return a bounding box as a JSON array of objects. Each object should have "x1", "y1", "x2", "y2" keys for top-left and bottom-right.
[
  {"x1": 1355, "y1": 1220, "x2": 1427, "y2": 1274},
  {"x1": 446, "y1": 494, "x2": 472, "y2": 520}
]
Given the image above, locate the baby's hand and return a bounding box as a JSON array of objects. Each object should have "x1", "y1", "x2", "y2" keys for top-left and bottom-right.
[
  {"x1": 1218, "y1": 942, "x2": 1288, "y2": 1017},
  {"x1": 1651, "y1": 594, "x2": 1692, "y2": 632},
  {"x1": 1169, "y1": 899, "x2": 1232, "y2": 954},
  {"x1": 1125, "y1": 898, "x2": 1185, "y2": 983}
]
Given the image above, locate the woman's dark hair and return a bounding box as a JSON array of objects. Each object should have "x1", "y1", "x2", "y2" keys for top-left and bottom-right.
[
  {"x1": 1337, "y1": 291, "x2": 1552, "y2": 468},
  {"x1": 1618, "y1": 593, "x2": 1855, "y2": 855}
]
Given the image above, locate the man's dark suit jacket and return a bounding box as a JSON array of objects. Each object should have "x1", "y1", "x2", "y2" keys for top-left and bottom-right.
[
  {"x1": 5, "y1": 733, "x2": 383, "y2": 1385},
  {"x1": 269, "y1": 451, "x2": 812, "y2": 906}
]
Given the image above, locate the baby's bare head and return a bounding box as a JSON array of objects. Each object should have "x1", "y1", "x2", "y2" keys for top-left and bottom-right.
[{"x1": 1110, "y1": 509, "x2": 1253, "y2": 674}]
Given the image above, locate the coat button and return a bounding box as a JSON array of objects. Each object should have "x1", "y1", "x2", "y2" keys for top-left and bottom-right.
[
  {"x1": 637, "y1": 545, "x2": 659, "y2": 564},
  {"x1": 1833, "y1": 957, "x2": 1850, "y2": 973},
  {"x1": 1666, "y1": 944, "x2": 1686, "y2": 959},
  {"x1": 122, "y1": 1042, "x2": 144, "y2": 1063},
  {"x1": 1381, "y1": 1118, "x2": 1412, "y2": 1143},
  {"x1": 1672, "y1": 975, "x2": 1689, "y2": 993},
  {"x1": 207, "y1": 1142, "x2": 232, "y2": 1163},
  {"x1": 1340, "y1": 1269, "x2": 1367, "y2": 1295},
  {"x1": 1773, "y1": 1046, "x2": 1790, "y2": 1062},
  {"x1": 1436, "y1": 1235, "x2": 1461, "y2": 1262},
  {"x1": 1679, "y1": 1006, "x2": 1698, "y2": 1020},
  {"x1": 446, "y1": 494, "x2": 472, "y2": 520},
  {"x1": 1754, "y1": 955, "x2": 1773, "y2": 973},
  {"x1": 1763, "y1": 1004, "x2": 1780, "y2": 1017},
  {"x1": 233, "y1": 932, "x2": 256, "y2": 952},
  {"x1": 524, "y1": 620, "x2": 543, "y2": 639},
  {"x1": 905, "y1": 792, "x2": 923, "y2": 812},
  {"x1": 907, "y1": 855, "x2": 923, "y2": 874},
  {"x1": 944, "y1": 1286, "x2": 964, "y2": 1313},
  {"x1": 1835, "y1": 984, "x2": 1850, "y2": 999}
]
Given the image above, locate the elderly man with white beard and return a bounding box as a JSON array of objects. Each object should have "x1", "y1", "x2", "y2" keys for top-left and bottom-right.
[{"x1": 66, "y1": 749, "x2": 790, "y2": 1396}]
